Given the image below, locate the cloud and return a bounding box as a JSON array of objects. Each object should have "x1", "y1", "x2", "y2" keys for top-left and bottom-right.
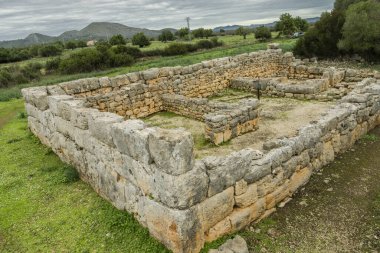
[{"x1": 0, "y1": 0, "x2": 334, "y2": 41}]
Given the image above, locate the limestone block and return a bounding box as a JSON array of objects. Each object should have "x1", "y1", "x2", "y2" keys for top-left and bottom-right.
[
  {"x1": 205, "y1": 217, "x2": 232, "y2": 242},
  {"x1": 235, "y1": 183, "x2": 258, "y2": 208},
  {"x1": 235, "y1": 179, "x2": 248, "y2": 196},
  {"x1": 47, "y1": 95, "x2": 73, "y2": 116},
  {"x1": 197, "y1": 187, "x2": 234, "y2": 231},
  {"x1": 142, "y1": 68, "x2": 159, "y2": 80},
  {"x1": 47, "y1": 85, "x2": 66, "y2": 95},
  {"x1": 216, "y1": 236, "x2": 249, "y2": 253},
  {"x1": 152, "y1": 161, "x2": 208, "y2": 209},
  {"x1": 148, "y1": 128, "x2": 194, "y2": 176},
  {"x1": 22, "y1": 86, "x2": 49, "y2": 110},
  {"x1": 144, "y1": 198, "x2": 204, "y2": 253},
  {"x1": 205, "y1": 149, "x2": 261, "y2": 197},
  {"x1": 57, "y1": 99, "x2": 86, "y2": 121},
  {"x1": 111, "y1": 120, "x2": 152, "y2": 164},
  {"x1": 71, "y1": 107, "x2": 98, "y2": 130},
  {"x1": 88, "y1": 111, "x2": 123, "y2": 147},
  {"x1": 289, "y1": 167, "x2": 312, "y2": 194}
]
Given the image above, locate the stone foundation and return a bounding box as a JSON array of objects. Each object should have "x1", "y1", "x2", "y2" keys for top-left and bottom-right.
[{"x1": 22, "y1": 49, "x2": 380, "y2": 253}]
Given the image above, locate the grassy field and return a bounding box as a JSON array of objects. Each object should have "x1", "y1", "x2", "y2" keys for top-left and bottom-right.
[
  {"x1": 0, "y1": 35, "x2": 297, "y2": 102},
  {"x1": 0, "y1": 100, "x2": 170, "y2": 252}
]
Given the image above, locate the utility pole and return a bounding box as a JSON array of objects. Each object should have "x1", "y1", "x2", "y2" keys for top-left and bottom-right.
[{"x1": 186, "y1": 17, "x2": 191, "y2": 41}]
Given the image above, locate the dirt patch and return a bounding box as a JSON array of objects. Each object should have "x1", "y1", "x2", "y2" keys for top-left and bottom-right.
[
  {"x1": 144, "y1": 98, "x2": 333, "y2": 158},
  {"x1": 239, "y1": 128, "x2": 380, "y2": 253}
]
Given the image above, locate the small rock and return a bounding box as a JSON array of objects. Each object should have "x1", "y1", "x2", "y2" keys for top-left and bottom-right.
[
  {"x1": 327, "y1": 188, "x2": 333, "y2": 192},
  {"x1": 299, "y1": 200, "x2": 308, "y2": 206}
]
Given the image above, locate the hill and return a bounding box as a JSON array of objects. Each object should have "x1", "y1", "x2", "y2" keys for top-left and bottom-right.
[
  {"x1": 213, "y1": 17, "x2": 320, "y2": 32},
  {"x1": 0, "y1": 22, "x2": 175, "y2": 48}
]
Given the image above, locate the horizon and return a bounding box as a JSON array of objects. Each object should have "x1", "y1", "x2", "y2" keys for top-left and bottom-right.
[{"x1": 0, "y1": 0, "x2": 334, "y2": 41}]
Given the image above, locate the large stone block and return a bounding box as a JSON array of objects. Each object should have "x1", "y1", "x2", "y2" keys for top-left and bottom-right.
[
  {"x1": 197, "y1": 187, "x2": 234, "y2": 231},
  {"x1": 111, "y1": 120, "x2": 152, "y2": 164},
  {"x1": 205, "y1": 149, "x2": 262, "y2": 197},
  {"x1": 235, "y1": 183, "x2": 258, "y2": 208},
  {"x1": 152, "y1": 161, "x2": 208, "y2": 209},
  {"x1": 148, "y1": 128, "x2": 194, "y2": 176},
  {"x1": 144, "y1": 198, "x2": 204, "y2": 253},
  {"x1": 88, "y1": 111, "x2": 123, "y2": 147},
  {"x1": 22, "y1": 86, "x2": 49, "y2": 111}
]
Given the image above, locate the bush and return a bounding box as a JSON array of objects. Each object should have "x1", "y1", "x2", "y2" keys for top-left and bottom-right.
[
  {"x1": 143, "y1": 49, "x2": 164, "y2": 57},
  {"x1": 45, "y1": 57, "x2": 61, "y2": 71},
  {"x1": 38, "y1": 45, "x2": 63, "y2": 57},
  {"x1": 196, "y1": 40, "x2": 214, "y2": 49},
  {"x1": 109, "y1": 34, "x2": 126, "y2": 46},
  {"x1": 109, "y1": 52, "x2": 134, "y2": 67},
  {"x1": 293, "y1": 10, "x2": 345, "y2": 58},
  {"x1": 111, "y1": 45, "x2": 142, "y2": 59},
  {"x1": 254, "y1": 26, "x2": 272, "y2": 41},
  {"x1": 132, "y1": 33, "x2": 151, "y2": 48},
  {"x1": 163, "y1": 43, "x2": 195, "y2": 56},
  {"x1": 59, "y1": 49, "x2": 104, "y2": 74},
  {"x1": 338, "y1": 0, "x2": 380, "y2": 59},
  {"x1": 0, "y1": 63, "x2": 42, "y2": 88},
  {"x1": 159, "y1": 30, "x2": 175, "y2": 42}
]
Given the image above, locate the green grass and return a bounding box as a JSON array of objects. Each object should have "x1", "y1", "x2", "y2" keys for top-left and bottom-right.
[
  {"x1": 0, "y1": 99, "x2": 169, "y2": 252},
  {"x1": 0, "y1": 36, "x2": 297, "y2": 102},
  {"x1": 360, "y1": 133, "x2": 379, "y2": 142}
]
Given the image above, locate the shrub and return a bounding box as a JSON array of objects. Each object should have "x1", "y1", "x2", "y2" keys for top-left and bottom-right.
[
  {"x1": 111, "y1": 45, "x2": 142, "y2": 59},
  {"x1": 338, "y1": 0, "x2": 380, "y2": 59},
  {"x1": 109, "y1": 52, "x2": 134, "y2": 67},
  {"x1": 159, "y1": 30, "x2": 175, "y2": 42},
  {"x1": 196, "y1": 40, "x2": 214, "y2": 49},
  {"x1": 38, "y1": 45, "x2": 63, "y2": 57},
  {"x1": 0, "y1": 63, "x2": 42, "y2": 88},
  {"x1": 109, "y1": 34, "x2": 126, "y2": 46},
  {"x1": 293, "y1": 10, "x2": 345, "y2": 58},
  {"x1": 59, "y1": 49, "x2": 104, "y2": 74},
  {"x1": 143, "y1": 49, "x2": 164, "y2": 57},
  {"x1": 254, "y1": 26, "x2": 272, "y2": 41},
  {"x1": 65, "y1": 41, "x2": 77, "y2": 50},
  {"x1": 45, "y1": 57, "x2": 61, "y2": 71},
  {"x1": 163, "y1": 43, "x2": 195, "y2": 56},
  {"x1": 132, "y1": 33, "x2": 151, "y2": 48}
]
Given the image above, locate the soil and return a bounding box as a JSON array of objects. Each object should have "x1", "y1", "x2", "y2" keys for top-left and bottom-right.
[
  {"x1": 240, "y1": 127, "x2": 380, "y2": 253},
  {"x1": 144, "y1": 97, "x2": 333, "y2": 158}
]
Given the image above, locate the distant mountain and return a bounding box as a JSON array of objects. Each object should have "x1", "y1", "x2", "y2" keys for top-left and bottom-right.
[
  {"x1": 0, "y1": 22, "x2": 176, "y2": 48},
  {"x1": 213, "y1": 17, "x2": 320, "y2": 32}
]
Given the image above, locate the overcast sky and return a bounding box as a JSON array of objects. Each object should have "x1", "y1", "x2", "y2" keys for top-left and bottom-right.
[{"x1": 0, "y1": 0, "x2": 334, "y2": 41}]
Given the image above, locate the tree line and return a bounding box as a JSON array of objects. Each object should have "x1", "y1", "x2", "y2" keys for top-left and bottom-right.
[
  {"x1": 294, "y1": 0, "x2": 380, "y2": 60},
  {"x1": 0, "y1": 40, "x2": 88, "y2": 64}
]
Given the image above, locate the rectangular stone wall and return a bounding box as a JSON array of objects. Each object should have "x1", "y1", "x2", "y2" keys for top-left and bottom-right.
[
  {"x1": 161, "y1": 94, "x2": 260, "y2": 145},
  {"x1": 22, "y1": 49, "x2": 380, "y2": 253},
  {"x1": 61, "y1": 49, "x2": 292, "y2": 120}
]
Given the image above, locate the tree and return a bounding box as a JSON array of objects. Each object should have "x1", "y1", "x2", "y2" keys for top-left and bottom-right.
[
  {"x1": 132, "y1": 33, "x2": 151, "y2": 48},
  {"x1": 38, "y1": 45, "x2": 63, "y2": 57},
  {"x1": 192, "y1": 28, "x2": 205, "y2": 38},
  {"x1": 294, "y1": 16, "x2": 309, "y2": 32},
  {"x1": 220, "y1": 28, "x2": 226, "y2": 36},
  {"x1": 176, "y1": 27, "x2": 190, "y2": 39},
  {"x1": 159, "y1": 29, "x2": 175, "y2": 42},
  {"x1": 236, "y1": 26, "x2": 250, "y2": 39},
  {"x1": 109, "y1": 34, "x2": 126, "y2": 46},
  {"x1": 293, "y1": 10, "x2": 346, "y2": 57},
  {"x1": 254, "y1": 26, "x2": 272, "y2": 41},
  {"x1": 334, "y1": 0, "x2": 364, "y2": 11},
  {"x1": 204, "y1": 29, "x2": 213, "y2": 39},
  {"x1": 275, "y1": 13, "x2": 297, "y2": 36},
  {"x1": 338, "y1": 0, "x2": 380, "y2": 59},
  {"x1": 65, "y1": 41, "x2": 77, "y2": 50},
  {"x1": 76, "y1": 41, "x2": 87, "y2": 48}
]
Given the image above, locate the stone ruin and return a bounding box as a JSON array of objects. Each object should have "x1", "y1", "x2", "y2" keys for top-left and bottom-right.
[{"x1": 22, "y1": 47, "x2": 380, "y2": 253}]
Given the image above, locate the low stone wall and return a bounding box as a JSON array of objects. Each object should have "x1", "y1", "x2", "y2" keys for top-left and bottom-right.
[
  {"x1": 62, "y1": 49, "x2": 291, "y2": 120},
  {"x1": 22, "y1": 49, "x2": 380, "y2": 253},
  {"x1": 161, "y1": 94, "x2": 260, "y2": 144},
  {"x1": 231, "y1": 77, "x2": 330, "y2": 99}
]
